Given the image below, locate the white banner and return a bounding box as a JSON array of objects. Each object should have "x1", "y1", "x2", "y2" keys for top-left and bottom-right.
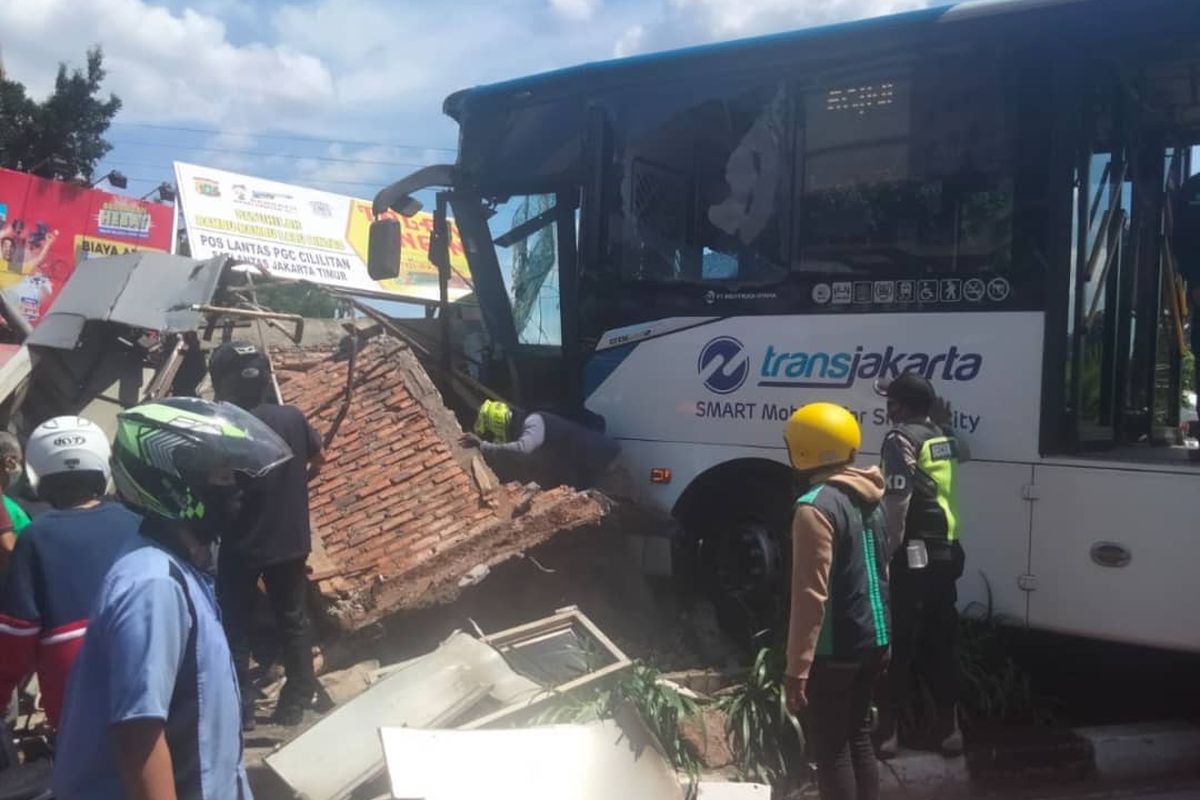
[
  {"x1": 587, "y1": 312, "x2": 1045, "y2": 463},
  {"x1": 173, "y1": 162, "x2": 472, "y2": 303}
]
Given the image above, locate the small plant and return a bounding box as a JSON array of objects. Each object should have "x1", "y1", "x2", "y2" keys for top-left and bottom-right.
[
  {"x1": 529, "y1": 661, "x2": 702, "y2": 779},
  {"x1": 957, "y1": 595, "x2": 1056, "y2": 727},
  {"x1": 899, "y1": 574, "x2": 1057, "y2": 741},
  {"x1": 717, "y1": 647, "x2": 806, "y2": 787}
]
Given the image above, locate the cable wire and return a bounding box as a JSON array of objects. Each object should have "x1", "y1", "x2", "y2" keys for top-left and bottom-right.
[{"x1": 110, "y1": 122, "x2": 456, "y2": 153}]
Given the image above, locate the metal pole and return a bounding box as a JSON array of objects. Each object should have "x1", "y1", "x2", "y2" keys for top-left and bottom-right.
[{"x1": 432, "y1": 193, "x2": 453, "y2": 375}]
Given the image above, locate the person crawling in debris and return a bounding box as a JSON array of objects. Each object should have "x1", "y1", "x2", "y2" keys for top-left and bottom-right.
[
  {"x1": 461, "y1": 400, "x2": 627, "y2": 495},
  {"x1": 209, "y1": 340, "x2": 329, "y2": 729}
]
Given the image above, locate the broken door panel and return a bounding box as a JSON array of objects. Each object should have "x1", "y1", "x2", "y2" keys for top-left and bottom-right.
[
  {"x1": 264, "y1": 607, "x2": 631, "y2": 800},
  {"x1": 381, "y1": 718, "x2": 682, "y2": 800}
]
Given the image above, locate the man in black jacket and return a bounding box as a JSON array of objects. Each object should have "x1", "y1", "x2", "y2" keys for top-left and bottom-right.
[{"x1": 209, "y1": 341, "x2": 326, "y2": 727}]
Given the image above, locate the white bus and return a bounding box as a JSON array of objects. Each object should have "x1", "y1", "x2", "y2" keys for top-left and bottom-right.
[{"x1": 369, "y1": 0, "x2": 1200, "y2": 653}]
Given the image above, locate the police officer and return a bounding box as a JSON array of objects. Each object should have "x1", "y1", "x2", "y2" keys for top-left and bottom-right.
[
  {"x1": 876, "y1": 373, "x2": 966, "y2": 757},
  {"x1": 782, "y1": 403, "x2": 890, "y2": 800}
]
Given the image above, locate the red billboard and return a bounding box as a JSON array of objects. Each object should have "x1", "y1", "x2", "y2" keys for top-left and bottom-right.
[{"x1": 0, "y1": 168, "x2": 175, "y2": 325}]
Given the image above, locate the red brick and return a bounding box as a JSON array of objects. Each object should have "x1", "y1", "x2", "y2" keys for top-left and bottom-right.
[{"x1": 270, "y1": 340, "x2": 604, "y2": 632}]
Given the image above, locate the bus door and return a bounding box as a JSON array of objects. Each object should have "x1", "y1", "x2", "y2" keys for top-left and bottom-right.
[
  {"x1": 1060, "y1": 67, "x2": 1193, "y2": 454},
  {"x1": 1029, "y1": 42, "x2": 1200, "y2": 652}
]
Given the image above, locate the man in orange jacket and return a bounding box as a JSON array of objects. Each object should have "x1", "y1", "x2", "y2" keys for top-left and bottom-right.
[{"x1": 783, "y1": 403, "x2": 890, "y2": 800}]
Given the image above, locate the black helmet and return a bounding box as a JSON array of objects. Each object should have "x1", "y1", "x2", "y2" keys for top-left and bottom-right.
[
  {"x1": 874, "y1": 372, "x2": 936, "y2": 414},
  {"x1": 209, "y1": 340, "x2": 269, "y2": 406},
  {"x1": 112, "y1": 397, "x2": 291, "y2": 536}
]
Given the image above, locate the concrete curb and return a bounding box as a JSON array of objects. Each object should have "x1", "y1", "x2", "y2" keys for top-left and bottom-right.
[
  {"x1": 880, "y1": 751, "x2": 969, "y2": 799},
  {"x1": 1076, "y1": 722, "x2": 1200, "y2": 783},
  {"x1": 880, "y1": 722, "x2": 1200, "y2": 798}
]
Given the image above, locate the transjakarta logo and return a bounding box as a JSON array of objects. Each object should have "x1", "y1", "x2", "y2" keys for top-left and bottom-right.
[
  {"x1": 699, "y1": 340, "x2": 983, "y2": 393},
  {"x1": 759, "y1": 344, "x2": 983, "y2": 387},
  {"x1": 698, "y1": 337, "x2": 749, "y2": 394}
]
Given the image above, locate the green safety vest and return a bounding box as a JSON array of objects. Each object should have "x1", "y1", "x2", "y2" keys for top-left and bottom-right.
[
  {"x1": 796, "y1": 482, "x2": 890, "y2": 660},
  {"x1": 897, "y1": 422, "x2": 962, "y2": 543}
]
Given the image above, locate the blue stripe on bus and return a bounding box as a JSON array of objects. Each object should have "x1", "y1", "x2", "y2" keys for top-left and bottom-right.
[{"x1": 584, "y1": 343, "x2": 637, "y2": 399}]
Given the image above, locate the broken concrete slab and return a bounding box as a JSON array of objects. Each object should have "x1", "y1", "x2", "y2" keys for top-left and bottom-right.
[
  {"x1": 271, "y1": 340, "x2": 608, "y2": 633},
  {"x1": 262, "y1": 607, "x2": 631, "y2": 800},
  {"x1": 317, "y1": 659, "x2": 380, "y2": 707}
]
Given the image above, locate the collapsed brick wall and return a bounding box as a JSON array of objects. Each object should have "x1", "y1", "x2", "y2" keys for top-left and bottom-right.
[{"x1": 272, "y1": 338, "x2": 606, "y2": 633}]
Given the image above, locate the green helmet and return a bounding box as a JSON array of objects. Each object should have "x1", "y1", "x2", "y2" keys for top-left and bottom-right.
[{"x1": 112, "y1": 397, "x2": 292, "y2": 528}]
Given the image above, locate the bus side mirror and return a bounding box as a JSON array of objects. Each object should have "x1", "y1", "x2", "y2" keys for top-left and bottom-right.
[{"x1": 368, "y1": 218, "x2": 401, "y2": 281}]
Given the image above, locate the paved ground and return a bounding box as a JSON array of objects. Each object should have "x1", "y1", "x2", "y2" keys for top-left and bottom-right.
[{"x1": 1006, "y1": 780, "x2": 1200, "y2": 799}]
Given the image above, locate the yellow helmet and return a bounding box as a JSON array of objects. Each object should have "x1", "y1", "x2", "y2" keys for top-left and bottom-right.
[
  {"x1": 474, "y1": 399, "x2": 512, "y2": 442},
  {"x1": 783, "y1": 403, "x2": 861, "y2": 471}
]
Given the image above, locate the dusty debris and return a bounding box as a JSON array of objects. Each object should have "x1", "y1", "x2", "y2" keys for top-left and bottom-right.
[
  {"x1": 680, "y1": 707, "x2": 737, "y2": 770},
  {"x1": 316, "y1": 659, "x2": 380, "y2": 706},
  {"x1": 262, "y1": 607, "x2": 631, "y2": 800},
  {"x1": 272, "y1": 338, "x2": 608, "y2": 633}
]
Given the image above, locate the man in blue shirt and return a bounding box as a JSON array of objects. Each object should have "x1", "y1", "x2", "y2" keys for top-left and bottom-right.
[{"x1": 54, "y1": 398, "x2": 293, "y2": 800}]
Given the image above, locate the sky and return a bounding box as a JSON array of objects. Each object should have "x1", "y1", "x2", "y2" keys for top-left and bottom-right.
[{"x1": 0, "y1": 0, "x2": 950, "y2": 201}]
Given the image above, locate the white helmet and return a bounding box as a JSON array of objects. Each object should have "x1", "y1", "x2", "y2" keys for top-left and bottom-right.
[{"x1": 25, "y1": 416, "x2": 112, "y2": 491}]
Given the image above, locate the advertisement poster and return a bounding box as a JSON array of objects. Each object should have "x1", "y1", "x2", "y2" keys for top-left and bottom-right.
[
  {"x1": 0, "y1": 168, "x2": 175, "y2": 325},
  {"x1": 173, "y1": 162, "x2": 473, "y2": 303}
]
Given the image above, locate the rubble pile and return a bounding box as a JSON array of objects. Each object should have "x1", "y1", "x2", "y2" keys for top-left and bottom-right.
[{"x1": 271, "y1": 337, "x2": 608, "y2": 633}]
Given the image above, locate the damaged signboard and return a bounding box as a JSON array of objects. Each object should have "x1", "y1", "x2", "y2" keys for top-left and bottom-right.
[
  {"x1": 27, "y1": 251, "x2": 226, "y2": 351},
  {"x1": 264, "y1": 607, "x2": 632, "y2": 800},
  {"x1": 271, "y1": 339, "x2": 608, "y2": 632},
  {"x1": 1, "y1": 252, "x2": 231, "y2": 437}
]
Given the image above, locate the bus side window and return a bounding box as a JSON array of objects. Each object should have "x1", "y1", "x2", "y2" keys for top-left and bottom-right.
[
  {"x1": 610, "y1": 81, "x2": 791, "y2": 285},
  {"x1": 793, "y1": 48, "x2": 1015, "y2": 278}
]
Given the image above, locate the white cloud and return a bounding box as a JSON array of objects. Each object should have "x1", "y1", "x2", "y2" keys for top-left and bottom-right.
[
  {"x1": 0, "y1": 0, "x2": 336, "y2": 129},
  {"x1": 620, "y1": 0, "x2": 935, "y2": 54},
  {"x1": 3, "y1": 0, "x2": 939, "y2": 195},
  {"x1": 614, "y1": 24, "x2": 645, "y2": 57},
  {"x1": 267, "y1": 0, "x2": 641, "y2": 141},
  {"x1": 290, "y1": 144, "x2": 433, "y2": 196},
  {"x1": 549, "y1": 0, "x2": 601, "y2": 22}
]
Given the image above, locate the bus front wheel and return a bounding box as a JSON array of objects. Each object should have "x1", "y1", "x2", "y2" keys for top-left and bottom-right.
[{"x1": 676, "y1": 461, "x2": 795, "y2": 647}]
